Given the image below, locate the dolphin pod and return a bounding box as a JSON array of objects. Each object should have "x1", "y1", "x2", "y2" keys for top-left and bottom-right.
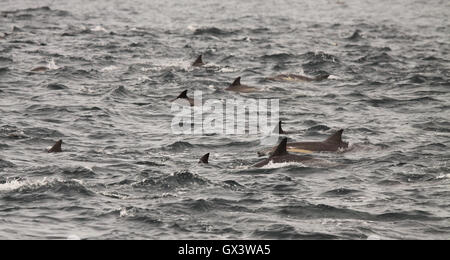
[{"x1": 41, "y1": 54, "x2": 342, "y2": 170}]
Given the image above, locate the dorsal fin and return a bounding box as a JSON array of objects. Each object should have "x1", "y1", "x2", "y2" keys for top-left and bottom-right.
[
  {"x1": 199, "y1": 153, "x2": 209, "y2": 164},
  {"x1": 48, "y1": 140, "x2": 62, "y2": 153},
  {"x1": 270, "y1": 138, "x2": 288, "y2": 158},
  {"x1": 272, "y1": 121, "x2": 286, "y2": 134},
  {"x1": 324, "y1": 129, "x2": 344, "y2": 144},
  {"x1": 231, "y1": 77, "x2": 241, "y2": 86},
  {"x1": 192, "y1": 55, "x2": 204, "y2": 66},
  {"x1": 176, "y1": 90, "x2": 188, "y2": 99},
  {"x1": 278, "y1": 121, "x2": 285, "y2": 134}
]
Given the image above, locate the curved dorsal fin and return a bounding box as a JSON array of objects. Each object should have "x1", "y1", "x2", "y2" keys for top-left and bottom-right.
[
  {"x1": 231, "y1": 77, "x2": 241, "y2": 86},
  {"x1": 192, "y1": 55, "x2": 204, "y2": 66},
  {"x1": 177, "y1": 90, "x2": 188, "y2": 99},
  {"x1": 199, "y1": 153, "x2": 209, "y2": 164},
  {"x1": 272, "y1": 121, "x2": 286, "y2": 134},
  {"x1": 324, "y1": 129, "x2": 344, "y2": 144},
  {"x1": 279, "y1": 121, "x2": 286, "y2": 134},
  {"x1": 270, "y1": 138, "x2": 288, "y2": 158},
  {"x1": 48, "y1": 140, "x2": 62, "y2": 153}
]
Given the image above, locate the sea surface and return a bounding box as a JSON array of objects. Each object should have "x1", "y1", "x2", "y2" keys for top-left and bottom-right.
[{"x1": 0, "y1": 0, "x2": 449, "y2": 239}]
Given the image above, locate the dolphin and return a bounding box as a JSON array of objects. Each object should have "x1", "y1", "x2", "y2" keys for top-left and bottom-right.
[
  {"x1": 199, "y1": 153, "x2": 210, "y2": 164},
  {"x1": 192, "y1": 55, "x2": 205, "y2": 67},
  {"x1": 31, "y1": 66, "x2": 49, "y2": 72},
  {"x1": 48, "y1": 140, "x2": 63, "y2": 153},
  {"x1": 253, "y1": 138, "x2": 314, "y2": 167},
  {"x1": 258, "y1": 129, "x2": 348, "y2": 156},
  {"x1": 226, "y1": 77, "x2": 259, "y2": 93},
  {"x1": 267, "y1": 73, "x2": 330, "y2": 82},
  {"x1": 171, "y1": 90, "x2": 195, "y2": 106}
]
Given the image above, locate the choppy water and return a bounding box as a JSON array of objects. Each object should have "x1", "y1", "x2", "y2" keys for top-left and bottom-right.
[{"x1": 0, "y1": 0, "x2": 449, "y2": 240}]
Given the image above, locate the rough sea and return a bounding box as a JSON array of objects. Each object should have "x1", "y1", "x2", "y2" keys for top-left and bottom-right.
[{"x1": 0, "y1": 0, "x2": 449, "y2": 239}]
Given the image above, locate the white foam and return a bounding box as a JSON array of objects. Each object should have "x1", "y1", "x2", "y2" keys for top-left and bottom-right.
[
  {"x1": 260, "y1": 161, "x2": 307, "y2": 169},
  {"x1": 328, "y1": 75, "x2": 341, "y2": 80},
  {"x1": 436, "y1": 174, "x2": 450, "y2": 180},
  {"x1": 119, "y1": 208, "x2": 129, "y2": 217},
  {"x1": 187, "y1": 24, "x2": 197, "y2": 31},
  {"x1": 100, "y1": 65, "x2": 119, "y2": 72},
  {"x1": 218, "y1": 67, "x2": 238, "y2": 73},
  {"x1": 47, "y1": 58, "x2": 59, "y2": 70},
  {"x1": 0, "y1": 179, "x2": 27, "y2": 191},
  {"x1": 91, "y1": 25, "x2": 108, "y2": 32}
]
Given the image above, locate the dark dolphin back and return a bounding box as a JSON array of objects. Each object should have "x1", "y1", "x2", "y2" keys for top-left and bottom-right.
[{"x1": 324, "y1": 129, "x2": 344, "y2": 144}]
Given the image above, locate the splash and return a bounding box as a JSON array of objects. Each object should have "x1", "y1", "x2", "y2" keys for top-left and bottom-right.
[
  {"x1": 47, "y1": 58, "x2": 59, "y2": 70},
  {"x1": 260, "y1": 161, "x2": 307, "y2": 169}
]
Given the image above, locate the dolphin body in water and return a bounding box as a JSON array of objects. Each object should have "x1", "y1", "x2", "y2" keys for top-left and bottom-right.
[
  {"x1": 258, "y1": 129, "x2": 348, "y2": 156},
  {"x1": 171, "y1": 90, "x2": 195, "y2": 106},
  {"x1": 226, "y1": 77, "x2": 259, "y2": 93},
  {"x1": 48, "y1": 140, "x2": 63, "y2": 153},
  {"x1": 198, "y1": 153, "x2": 209, "y2": 164},
  {"x1": 267, "y1": 73, "x2": 330, "y2": 82},
  {"x1": 253, "y1": 138, "x2": 314, "y2": 167},
  {"x1": 192, "y1": 55, "x2": 205, "y2": 67},
  {"x1": 31, "y1": 66, "x2": 49, "y2": 72}
]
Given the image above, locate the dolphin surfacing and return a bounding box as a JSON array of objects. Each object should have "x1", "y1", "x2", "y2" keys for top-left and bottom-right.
[
  {"x1": 226, "y1": 77, "x2": 259, "y2": 93},
  {"x1": 171, "y1": 90, "x2": 195, "y2": 106},
  {"x1": 48, "y1": 140, "x2": 63, "y2": 153},
  {"x1": 267, "y1": 73, "x2": 330, "y2": 82},
  {"x1": 253, "y1": 138, "x2": 313, "y2": 168},
  {"x1": 31, "y1": 66, "x2": 49, "y2": 72},
  {"x1": 258, "y1": 129, "x2": 348, "y2": 156}
]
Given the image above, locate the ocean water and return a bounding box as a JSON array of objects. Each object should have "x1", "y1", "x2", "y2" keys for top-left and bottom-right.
[{"x1": 0, "y1": 0, "x2": 449, "y2": 239}]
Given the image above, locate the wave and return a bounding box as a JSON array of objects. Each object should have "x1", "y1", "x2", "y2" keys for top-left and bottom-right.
[
  {"x1": 260, "y1": 53, "x2": 295, "y2": 61},
  {"x1": 0, "y1": 67, "x2": 9, "y2": 74},
  {"x1": 0, "y1": 178, "x2": 94, "y2": 199},
  {"x1": 46, "y1": 83, "x2": 68, "y2": 90},
  {"x1": 253, "y1": 224, "x2": 339, "y2": 239},
  {"x1": 0, "y1": 159, "x2": 14, "y2": 169},
  {"x1": 279, "y1": 203, "x2": 443, "y2": 222},
  {"x1": 162, "y1": 141, "x2": 194, "y2": 152},
  {"x1": 133, "y1": 171, "x2": 209, "y2": 190},
  {"x1": 193, "y1": 27, "x2": 237, "y2": 36},
  {"x1": 1, "y1": 6, "x2": 71, "y2": 18}
]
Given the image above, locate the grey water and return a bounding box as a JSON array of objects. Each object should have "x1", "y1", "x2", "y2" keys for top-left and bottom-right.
[{"x1": 0, "y1": 0, "x2": 449, "y2": 239}]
